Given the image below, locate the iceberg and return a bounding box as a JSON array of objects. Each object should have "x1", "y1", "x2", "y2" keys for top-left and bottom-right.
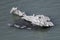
[{"x1": 10, "y1": 7, "x2": 54, "y2": 29}]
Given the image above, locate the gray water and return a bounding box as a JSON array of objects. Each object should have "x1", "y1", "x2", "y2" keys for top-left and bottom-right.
[{"x1": 0, "y1": 0, "x2": 60, "y2": 40}]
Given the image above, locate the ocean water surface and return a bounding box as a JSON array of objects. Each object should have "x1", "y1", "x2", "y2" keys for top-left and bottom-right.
[{"x1": 0, "y1": 0, "x2": 60, "y2": 40}]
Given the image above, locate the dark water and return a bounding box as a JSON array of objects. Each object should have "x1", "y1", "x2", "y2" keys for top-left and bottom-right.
[{"x1": 0, "y1": 0, "x2": 60, "y2": 40}]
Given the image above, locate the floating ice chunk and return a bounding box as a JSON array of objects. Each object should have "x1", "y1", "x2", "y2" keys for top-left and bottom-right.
[
  {"x1": 14, "y1": 24, "x2": 20, "y2": 28},
  {"x1": 10, "y1": 7, "x2": 26, "y2": 17},
  {"x1": 10, "y1": 7, "x2": 54, "y2": 27},
  {"x1": 10, "y1": 7, "x2": 17, "y2": 14},
  {"x1": 20, "y1": 26, "x2": 26, "y2": 29},
  {"x1": 27, "y1": 28, "x2": 31, "y2": 30}
]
